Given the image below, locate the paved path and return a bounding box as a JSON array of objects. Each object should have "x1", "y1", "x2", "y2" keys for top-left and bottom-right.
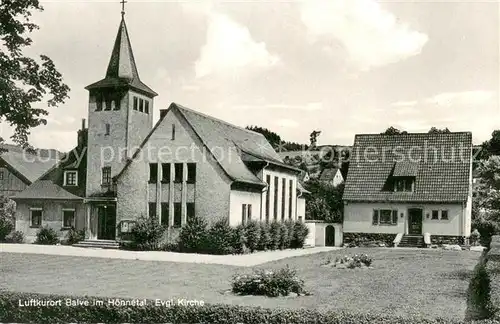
[{"x1": 0, "y1": 244, "x2": 340, "y2": 266}]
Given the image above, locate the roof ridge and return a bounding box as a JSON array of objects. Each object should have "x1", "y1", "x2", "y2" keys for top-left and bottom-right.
[
  {"x1": 173, "y1": 103, "x2": 266, "y2": 138},
  {"x1": 355, "y1": 131, "x2": 472, "y2": 137}
]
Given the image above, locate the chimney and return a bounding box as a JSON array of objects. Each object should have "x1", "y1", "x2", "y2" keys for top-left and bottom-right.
[
  {"x1": 160, "y1": 109, "x2": 168, "y2": 119},
  {"x1": 77, "y1": 118, "x2": 87, "y2": 148}
]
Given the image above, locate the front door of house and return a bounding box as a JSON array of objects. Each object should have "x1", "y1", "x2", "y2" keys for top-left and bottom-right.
[
  {"x1": 325, "y1": 225, "x2": 335, "y2": 246},
  {"x1": 408, "y1": 208, "x2": 423, "y2": 235},
  {"x1": 97, "y1": 205, "x2": 116, "y2": 240}
]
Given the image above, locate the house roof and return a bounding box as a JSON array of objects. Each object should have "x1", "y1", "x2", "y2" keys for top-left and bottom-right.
[
  {"x1": 85, "y1": 17, "x2": 157, "y2": 97},
  {"x1": 319, "y1": 167, "x2": 341, "y2": 182},
  {"x1": 11, "y1": 180, "x2": 82, "y2": 200},
  {"x1": 343, "y1": 132, "x2": 472, "y2": 203},
  {"x1": 0, "y1": 150, "x2": 58, "y2": 184},
  {"x1": 116, "y1": 103, "x2": 300, "y2": 186}
]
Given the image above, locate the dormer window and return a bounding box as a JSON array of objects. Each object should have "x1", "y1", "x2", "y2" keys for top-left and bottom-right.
[
  {"x1": 64, "y1": 170, "x2": 78, "y2": 186},
  {"x1": 391, "y1": 161, "x2": 418, "y2": 193},
  {"x1": 394, "y1": 177, "x2": 414, "y2": 192}
]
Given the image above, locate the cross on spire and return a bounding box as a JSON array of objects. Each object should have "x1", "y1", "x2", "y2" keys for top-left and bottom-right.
[{"x1": 120, "y1": 0, "x2": 127, "y2": 17}]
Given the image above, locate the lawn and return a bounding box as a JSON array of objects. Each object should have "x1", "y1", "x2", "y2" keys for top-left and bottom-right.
[{"x1": 0, "y1": 248, "x2": 479, "y2": 320}]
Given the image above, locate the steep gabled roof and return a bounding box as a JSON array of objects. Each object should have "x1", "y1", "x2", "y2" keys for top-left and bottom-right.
[
  {"x1": 85, "y1": 17, "x2": 157, "y2": 97},
  {"x1": 343, "y1": 132, "x2": 472, "y2": 203},
  {"x1": 116, "y1": 103, "x2": 299, "y2": 186},
  {"x1": 319, "y1": 167, "x2": 341, "y2": 182},
  {"x1": 0, "y1": 150, "x2": 58, "y2": 184},
  {"x1": 12, "y1": 180, "x2": 82, "y2": 200}
]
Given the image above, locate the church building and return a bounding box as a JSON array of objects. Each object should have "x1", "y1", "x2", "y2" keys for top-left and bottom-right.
[{"x1": 12, "y1": 11, "x2": 307, "y2": 244}]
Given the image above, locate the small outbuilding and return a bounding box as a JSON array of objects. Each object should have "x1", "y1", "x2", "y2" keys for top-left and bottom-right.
[{"x1": 304, "y1": 220, "x2": 343, "y2": 247}]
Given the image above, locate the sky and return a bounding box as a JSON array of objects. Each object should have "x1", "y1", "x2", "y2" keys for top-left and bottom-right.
[{"x1": 1, "y1": 0, "x2": 499, "y2": 152}]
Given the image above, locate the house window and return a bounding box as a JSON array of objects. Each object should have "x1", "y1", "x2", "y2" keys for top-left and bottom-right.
[
  {"x1": 171, "y1": 124, "x2": 176, "y2": 140},
  {"x1": 187, "y1": 163, "x2": 196, "y2": 183},
  {"x1": 173, "y1": 203, "x2": 182, "y2": 228},
  {"x1": 139, "y1": 98, "x2": 144, "y2": 112},
  {"x1": 161, "y1": 203, "x2": 169, "y2": 226},
  {"x1": 289, "y1": 179, "x2": 293, "y2": 219},
  {"x1": 133, "y1": 97, "x2": 138, "y2": 110},
  {"x1": 101, "y1": 166, "x2": 111, "y2": 185},
  {"x1": 265, "y1": 175, "x2": 271, "y2": 222},
  {"x1": 394, "y1": 177, "x2": 414, "y2": 192},
  {"x1": 187, "y1": 203, "x2": 195, "y2": 222},
  {"x1": 145, "y1": 101, "x2": 149, "y2": 114},
  {"x1": 247, "y1": 204, "x2": 252, "y2": 221},
  {"x1": 281, "y1": 178, "x2": 286, "y2": 221},
  {"x1": 162, "y1": 163, "x2": 171, "y2": 182},
  {"x1": 273, "y1": 176, "x2": 279, "y2": 220},
  {"x1": 113, "y1": 98, "x2": 121, "y2": 110},
  {"x1": 62, "y1": 209, "x2": 75, "y2": 228},
  {"x1": 104, "y1": 98, "x2": 112, "y2": 111},
  {"x1": 372, "y1": 209, "x2": 397, "y2": 225},
  {"x1": 0, "y1": 170, "x2": 4, "y2": 180},
  {"x1": 441, "y1": 210, "x2": 449, "y2": 220},
  {"x1": 148, "y1": 202, "x2": 157, "y2": 218},
  {"x1": 174, "y1": 163, "x2": 183, "y2": 183},
  {"x1": 95, "y1": 94, "x2": 103, "y2": 111},
  {"x1": 64, "y1": 170, "x2": 78, "y2": 186},
  {"x1": 105, "y1": 123, "x2": 110, "y2": 135},
  {"x1": 431, "y1": 210, "x2": 439, "y2": 220},
  {"x1": 242, "y1": 204, "x2": 247, "y2": 225},
  {"x1": 149, "y1": 163, "x2": 158, "y2": 183},
  {"x1": 30, "y1": 208, "x2": 42, "y2": 228}
]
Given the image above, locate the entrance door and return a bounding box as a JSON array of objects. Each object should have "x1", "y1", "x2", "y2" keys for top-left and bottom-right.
[
  {"x1": 408, "y1": 208, "x2": 423, "y2": 235},
  {"x1": 325, "y1": 225, "x2": 335, "y2": 246},
  {"x1": 97, "y1": 205, "x2": 116, "y2": 240}
]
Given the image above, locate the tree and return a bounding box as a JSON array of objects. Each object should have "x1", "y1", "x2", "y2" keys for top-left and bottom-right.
[
  {"x1": 304, "y1": 180, "x2": 344, "y2": 223},
  {"x1": 428, "y1": 127, "x2": 451, "y2": 134},
  {"x1": 477, "y1": 130, "x2": 500, "y2": 161},
  {"x1": 246, "y1": 126, "x2": 281, "y2": 148},
  {"x1": 381, "y1": 126, "x2": 407, "y2": 135},
  {"x1": 0, "y1": 1, "x2": 70, "y2": 148},
  {"x1": 310, "y1": 130, "x2": 321, "y2": 148}
]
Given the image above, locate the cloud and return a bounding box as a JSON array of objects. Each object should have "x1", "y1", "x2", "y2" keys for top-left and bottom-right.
[
  {"x1": 391, "y1": 100, "x2": 418, "y2": 107},
  {"x1": 424, "y1": 90, "x2": 494, "y2": 107},
  {"x1": 194, "y1": 12, "x2": 280, "y2": 78},
  {"x1": 300, "y1": 0, "x2": 428, "y2": 70},
  {"x1": 233, "y1": 102, "x2": 324, "y2": 111}
]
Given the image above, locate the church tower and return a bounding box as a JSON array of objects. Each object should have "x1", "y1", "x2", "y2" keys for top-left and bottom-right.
[{"x1": 84, "y1": 11, "x2": 157, "y2": 198}]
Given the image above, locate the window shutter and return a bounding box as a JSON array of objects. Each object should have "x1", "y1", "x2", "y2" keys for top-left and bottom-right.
[
  {"x1": 372, "y1": 210, "x2": 379, "y2": 225},
  {"x1": 392, "y1": 210, "x2": 398, "y2": 224}
]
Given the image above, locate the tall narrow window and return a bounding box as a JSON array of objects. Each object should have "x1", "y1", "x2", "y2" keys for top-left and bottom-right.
[
  {"x1": 139, "y1": 98, "x2": 144, "y2": 112},
  {"x1": 242, "y1": 204, "x2": 247, "y2": 225},
  {"x1": 0, "y1": 170, "x2": 4, "y2": 180},
  {"x1": 104, "y1": 98, "x2": 112, "y2": 111},
  {"x1": 288, "y1": 179, "x2": 293, "y2": 219},
  {"x1": 62, "y1": 209, "x2": 75, "y2": 229},
  {"x1": 281, "y1": 178, "x2": 286, "y2": 221},
  {"x1": 101, "y1": 166, "x2": 111, "y2": 185},
  {"x1": 95, "y1": 94, "x2": 103, "y2": 111},
  {"x1": 133, "y1": 97, "x2": 138, "y2": 110},
  {"x1": 30, "y1": 208, "x2": 42, "y2": 228},
  {"x1": 187, "y1": 203, "x2": 195, "y2": 222},
  {"x1": 171, "y1": 124, "x2": 176, "y2": 140},
  {"x1": 247, "y1": 204, "x2": 252, "y2": 222},
  {"x1": 187, "y1": 163, "x2": 196, "y2": 183},
  {"x1": 105, "y1": 123, "x2": 110, "y2": 136},
  {"x1": 273, "y1": 176, "x2": 278, "y2": 220},
  {"x1": 148, "y1": 202, "x2": 157, "y2": 218},
  {"x1": 265, "y1": 175, "x2": 271, "y2": 222},
  {"x1": 145, "y1": 101, "x2": 149, "y2": 114},
  {"x1": 149, "y1": 163, "x2": 158, "y2": 183},
  {"x1": 162, "y1": 163, "x2": 171, "y2": 182},
  {"x1": 372, "y1": 210, "x2": 379, "y2": 225},
  {"x1": 173, "y1": 203, "x2": 182, "y2": 227},
  {"x1": 161, "y1": 203, "x2": 169, "y2": 226},
  {"x1": 174, "y1": 163, "x2": 183, "y2": 183}
]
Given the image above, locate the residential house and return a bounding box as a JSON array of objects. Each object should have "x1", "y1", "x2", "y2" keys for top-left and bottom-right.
[
  {"x1": 343, "y1": 132, "x2": 473, "y2": 246},
  {"x1": 318, "y1": 167, "x2": 344, "y2": 187},
  {"x1": 12, "y1": 13, "x2": 307, "y2": 245}
]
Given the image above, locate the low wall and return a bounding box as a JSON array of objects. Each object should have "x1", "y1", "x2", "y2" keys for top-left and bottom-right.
[
  {"x1": 304, "y1": 221, "x2": 343, "y2": 247},
  {"x1": 486, "y1": 235, "x2": 500, "y2": 320}
]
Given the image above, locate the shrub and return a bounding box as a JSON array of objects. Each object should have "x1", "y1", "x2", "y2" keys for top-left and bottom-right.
[
  {"x1": 205, "y1": 218, "x2": 234, "y2": 255},
  {"x1": 269, "y1": 221, "x2": 281, "y2": 250},
  {"x1": 178, "y1": 215, "x2": 208, "y2": 253},
  {"x1": 231, "y1": 224, "x2": 248, "y2": 254},
  {"x1": 34, "y1": 226, "x2": 59, "y2": 245},
  {"x1": 471, "y1": 229, "x2": 482, "y2": 246},
  {"x1": 231, "y1": 266, "x2": 307, "y2": 297},
  {"x1": 0, "y1": 216, "x2": 14, "y2": 242},
  {"x1": 244, "y1": 220, "x2": 261, "y2": 252},
  {"x1": 279, "y1": 221, "x2": 290, "y2": 249},
  {"x1": 128, "y1": 216, "x2": 165, "y2": 251},
  {"x1": 5, "y1": 230, "x2": 24, "y2": 243},
  {"x1": 64, "y1": 228, "x2": 85, "y2": 245},
  {"x1": 467, "y1": 253, "x2": 493, "y2": 320},
  {"x1": 257, "y1": 222, "x2": 271, "y2": 251},
  {"x1": 286, "y1": 220, "x2": 295, "y2": 247},
  {"x1": 472, "y1": 218, "x2": 499, "y2": 249},
  {"x1": 290, "y1": 221, "x2": 309, "y2": 249},
  {"x1": 330, "y1": 254, "x2": 373, "y2": 269}
]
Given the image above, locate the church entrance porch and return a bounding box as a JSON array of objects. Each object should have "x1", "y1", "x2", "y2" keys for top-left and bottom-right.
[{"x1": 84, "y1": 198, "x2": 118, "y2": 241}]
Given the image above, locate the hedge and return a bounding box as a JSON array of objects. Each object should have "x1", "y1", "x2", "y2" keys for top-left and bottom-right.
[{"x1": 2, "y1": 291, "x2": 500, "y2": 324}]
